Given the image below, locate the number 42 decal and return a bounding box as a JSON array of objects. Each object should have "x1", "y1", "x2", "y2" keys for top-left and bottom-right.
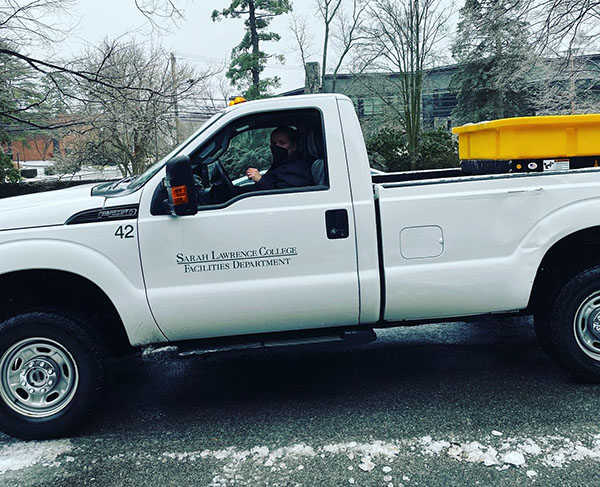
[{"x1": 115, "y1": 225, "x2": 135, "y2": 239}]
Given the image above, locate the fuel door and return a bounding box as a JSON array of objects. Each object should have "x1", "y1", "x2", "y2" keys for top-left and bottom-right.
[{"x1": 400, "y1": 225, "x2": 444, "y2": 259}]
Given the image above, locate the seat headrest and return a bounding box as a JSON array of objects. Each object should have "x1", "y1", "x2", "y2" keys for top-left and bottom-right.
[{"x1": 306, "y1": 130, "x2": 324, "y2": 160}]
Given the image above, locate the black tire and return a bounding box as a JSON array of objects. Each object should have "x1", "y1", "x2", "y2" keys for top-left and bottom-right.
[
  {"x1": 533, "y1": 267, "x2": 571, "y2": 362},
  {"x1": 534, "y1": 314, "x2": 555, "y2": 361},
  {"x1": 0, "y1": 311, "x2": 106, "y2": 439},
  {"x1": 539, "y1": 266, "x2": 600, "y2": 382}
]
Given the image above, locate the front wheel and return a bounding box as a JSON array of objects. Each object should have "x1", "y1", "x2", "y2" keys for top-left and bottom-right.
[
  {"x1": 537, "y1": 266, "x2": 600, "y2": 381},
  {"x1": 0, "y1": 311, "x2": 106, "y2": 439}
]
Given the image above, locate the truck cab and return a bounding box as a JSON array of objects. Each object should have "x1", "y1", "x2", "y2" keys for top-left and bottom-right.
[{"x1": 135, "y1": 95, "x2": 379, "y2": 340}]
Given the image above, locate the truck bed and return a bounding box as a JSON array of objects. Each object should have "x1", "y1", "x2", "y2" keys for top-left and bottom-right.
[{"x1": 373, "y1": 166, "x2": 600, "y2": 322}]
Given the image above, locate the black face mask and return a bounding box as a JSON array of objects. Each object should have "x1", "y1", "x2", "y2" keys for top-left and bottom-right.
[{"x1": 271, "y1": 145, "x2": 289, "y2": 165}]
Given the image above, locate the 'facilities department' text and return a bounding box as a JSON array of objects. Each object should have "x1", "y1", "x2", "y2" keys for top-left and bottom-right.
[{"x1": 183, "y1": 257, "x2": 292, "y2": 273}]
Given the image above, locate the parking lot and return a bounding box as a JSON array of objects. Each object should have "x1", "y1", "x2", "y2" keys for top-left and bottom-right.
[{"x1": 1, "y1": 316, "x2": 599, "y2": 487}]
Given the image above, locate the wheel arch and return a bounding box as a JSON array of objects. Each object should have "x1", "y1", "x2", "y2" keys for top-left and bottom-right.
[
  {"x1": 0, "y1": 238, "x2": 166, "y2": 346},
  {"x1": 529, "y1": 225, "x2": 600, "y2": 315},
  {"x1": 0, "y1": 269, "x2": 134, "y2": 357}
]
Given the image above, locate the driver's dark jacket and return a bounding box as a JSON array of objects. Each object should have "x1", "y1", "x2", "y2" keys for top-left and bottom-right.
[{"x1": 254, "y1": 151, "x2": 313, "y2": 190}]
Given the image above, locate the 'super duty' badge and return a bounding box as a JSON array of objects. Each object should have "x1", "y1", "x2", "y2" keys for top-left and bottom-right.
[
  {"x1": 98, "y1": 208, "x2": 138, "y2": 219},
  {"x1": 66, "y1": 205, "x2": 139, "y2": 225}
]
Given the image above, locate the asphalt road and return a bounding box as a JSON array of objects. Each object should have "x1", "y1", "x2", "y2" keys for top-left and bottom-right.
[{"x1": 1, "y1": 316, "x2": 600, "y2": 487}]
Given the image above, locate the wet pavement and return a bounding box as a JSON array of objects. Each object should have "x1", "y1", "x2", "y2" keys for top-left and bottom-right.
[{"x1": 1, "y1": 316, "x2": 599, "y2": 486}]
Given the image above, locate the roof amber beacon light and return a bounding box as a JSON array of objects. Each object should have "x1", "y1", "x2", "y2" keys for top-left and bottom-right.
[{"x1": 228, "y1": 96, "x2": 247, "y2": 106}]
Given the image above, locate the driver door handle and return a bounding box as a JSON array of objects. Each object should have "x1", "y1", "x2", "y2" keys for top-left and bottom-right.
[{"x1": 325, "y1": 209, "x2": 349, "y2": 239}]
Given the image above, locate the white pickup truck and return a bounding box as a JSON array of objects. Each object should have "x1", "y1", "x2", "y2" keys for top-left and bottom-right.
[{"x1": 2, "y1": 94, "x2": 600, "y2": 440}]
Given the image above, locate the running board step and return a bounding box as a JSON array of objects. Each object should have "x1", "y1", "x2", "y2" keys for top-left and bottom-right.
[{"x1": 144, "y1": 328, "x2": 377, "y2": 359}]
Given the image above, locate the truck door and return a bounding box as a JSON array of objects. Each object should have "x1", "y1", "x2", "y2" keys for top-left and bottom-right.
[{"x1": 136, "y1": 106, "x2": 359, "y2": 341}]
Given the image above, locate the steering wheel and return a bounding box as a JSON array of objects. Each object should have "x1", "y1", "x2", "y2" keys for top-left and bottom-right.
[{"x1": 211, "y1": 161, "x2": 237, "y2": 202}]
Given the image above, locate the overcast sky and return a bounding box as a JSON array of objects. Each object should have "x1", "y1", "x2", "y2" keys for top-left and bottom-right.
[{"x1": 48, "y1": 0, "x2": 460, "y2": 94}]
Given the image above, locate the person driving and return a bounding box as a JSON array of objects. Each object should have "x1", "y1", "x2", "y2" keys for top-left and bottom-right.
[{"x1": 246, "y1": 126, "x2": 313, "y2": 189}]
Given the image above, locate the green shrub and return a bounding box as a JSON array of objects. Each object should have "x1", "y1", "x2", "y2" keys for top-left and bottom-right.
[
  {"x1": 44, "y1": 164, "x2": 56, "y2": 176},
  {"x1": 366, "y1": 125, "x2": 459, "y2": 172},
  {"x1": 0, "y1": 152, "x2": 20, "y2": 183},
  {"x1": 220, "y1": 129, "x2": 272, "y2": 179},
  {"x1": 365, "y1": 125, "x2": 410, "y2": 172},
  {"x1": 418, "y1": 127, "x2": 460, "y2": 170}
]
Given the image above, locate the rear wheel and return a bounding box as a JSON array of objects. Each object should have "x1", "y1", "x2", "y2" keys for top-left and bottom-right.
[
  {"x1": 0, "y1": 311, "x2": 106, "y2": 439},
  {"x1": 537, "y1": 266, "x2": 600, "y2": 381}
]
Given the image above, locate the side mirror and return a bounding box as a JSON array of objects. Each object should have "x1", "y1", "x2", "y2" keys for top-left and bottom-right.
[{"x1": 164, "y1": 155, "x2": 198, "y2": 216}]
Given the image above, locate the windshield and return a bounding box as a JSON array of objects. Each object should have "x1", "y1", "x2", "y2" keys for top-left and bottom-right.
[{"x1": 127, "y1": 109, "x2": 228, "y2": 191}]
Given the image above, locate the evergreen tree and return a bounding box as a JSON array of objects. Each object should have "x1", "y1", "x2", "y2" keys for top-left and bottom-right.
[
  {"x1": 451, "y1": 0, "x2": 537, "y2": 124},
  {"x1": 366, "y1": 124, "x2": 458, "y2": 172},
  {"x1": 212, "y1": 1, "x2": 292, "y2": 99},
  {"x1": 0, "y1": 132, "x2": 20, "y2": 184},
  {"x1": 0, "y1": 45, "x2": 56, "y2": 184}
]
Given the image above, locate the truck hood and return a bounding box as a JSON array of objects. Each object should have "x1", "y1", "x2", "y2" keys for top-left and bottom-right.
[{"x1": 0, "y1": 184, "x2": 108, "y2": 231}]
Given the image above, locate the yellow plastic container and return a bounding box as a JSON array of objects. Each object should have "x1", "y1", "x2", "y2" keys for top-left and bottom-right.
[{"x1": 452, "y1": 114, "x2": 600, "y2": 160}]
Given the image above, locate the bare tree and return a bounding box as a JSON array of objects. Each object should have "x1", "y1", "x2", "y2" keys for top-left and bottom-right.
[
  {"x1": 359, "y1": 0, "x2": 450, "y2": 169},
  {"x1": 0, "y1": 0, "x2": 75, "y2": 46},
  {"x1": 0, "y1": 0, "x2": 76, "y2": 134},
  {"x1": 289, "y1": 10, "x2": 314, "y2": 73},
  {"x1": 56, "y1": 39, "x2": 215, "y2": 177},
  {"x1": 0, "y1": 0, "x2": 194, "y2": 131},
  {"x1": 532, "y1": 49, "x2": 600, "y2": 115},
  {"x1": 133, "y1": 0, "x2": 185, "y2": 31},
  {"x1": 330, "y1": 0, "x2": 369, "y2": 92},
  {"x1": 499, "y1": 1, "x2": 600, "y2": 115},
  {"x1": 528, "y1": 0, "x2": 600, "y2": 53},
  {"x1": 317, "y1": 0, "x2": 344, "y2": 90},
  {"x1": 289, "y1": 10, "x2": 321, "y2": 93},
  {"x1": 292, "y1": 0, "x2": 368, "y2": 93}
]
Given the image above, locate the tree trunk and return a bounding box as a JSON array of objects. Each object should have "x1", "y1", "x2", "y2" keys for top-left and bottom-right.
[
  {"x1": 322, "y1": 20, "x2": 329, "y2": 93},
  {"x1": 248, "y1": 1, "x2": 261, "y2": 91},
  {"x1": 407, "y1": 0, "x2": 422, "y2": 171}
]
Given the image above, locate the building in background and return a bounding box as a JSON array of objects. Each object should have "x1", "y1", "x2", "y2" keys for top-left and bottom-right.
[
  {"x1": 8, "y1": 136, "x2": 55, "y2": 165},
  {"x1": 284, "y1": 54, "x2": 600, "y2": 131},
  {"x1": 322, "y1": 64, "x2": 458, "y2": 129},
  {"x1": 282, "y1": 61, "x2": 458, "y2": 130}
]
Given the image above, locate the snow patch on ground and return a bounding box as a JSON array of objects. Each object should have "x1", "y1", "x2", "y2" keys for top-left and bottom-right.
[
  {"x1": 0, "y1": 440, "x2": 72, "y2": 475},
  {"x1": 358, "y1": 457, "x2": 376, "y2": 472},
  {"x1": 158, "y1": 434, "x2": 600, "y2": 479},
  {"x1": 322, "y1": 440, "x2": 400, "y2": 458},
  {"x1": 519, "y1": 439, "x2": 543, "y2": 456},
  {"x1": 6, "y1": 432, "x2": 598, "y2": 482},
  {"x1": 446, "y1": 441, "x2": 500, "y2": 466},
  {"x1": 420, "y1": 434, "x2": 600, "y2": 469},
  {"x1": 502, "y1": 451, "x2": 526, "y2": 466},
  {"x1": 421, "y1": 436, "x2": 451, "y2": 456},
  {"x1": 541, "y1": 437, "x2": 600, "y2": 467}
]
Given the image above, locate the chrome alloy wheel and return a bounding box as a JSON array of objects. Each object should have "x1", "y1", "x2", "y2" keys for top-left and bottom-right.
[
  {"x1": 574, "y1": 290, "x2": 600, "y2": 361},
  {"x1": 0, "y1": 338, "x2": 79, "y2": 418}
]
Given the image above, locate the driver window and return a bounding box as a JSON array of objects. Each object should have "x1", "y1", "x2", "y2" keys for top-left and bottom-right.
[
  {"x1": 192, "y1": 109, "x2": 328, "y2": 208},
  {"x1": 220, "y1": 128, "x2": 272, "y2": 181}
]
